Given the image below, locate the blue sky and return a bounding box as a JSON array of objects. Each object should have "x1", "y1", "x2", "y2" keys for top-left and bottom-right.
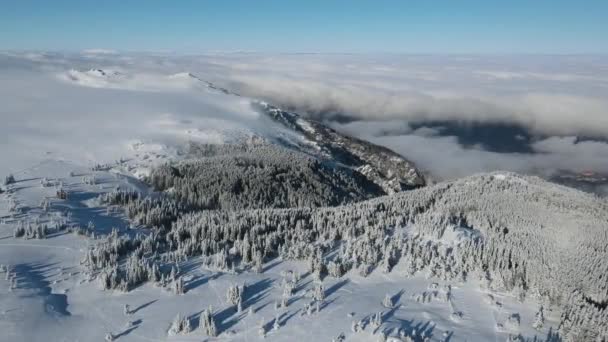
[{"x1": 1, "y1": 0, "x2": 606, "y2": 53}]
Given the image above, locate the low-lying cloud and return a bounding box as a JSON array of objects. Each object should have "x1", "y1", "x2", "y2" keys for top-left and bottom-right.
[
  {"x1": 2, "y1": 51, "x2": 608, "y2": 190},
  {"x1": 200, "y1": 54, "x2": 608, "y2": 185},
  {"x1": 210, "y1": 56, "x2": 608, "y2": 139}
]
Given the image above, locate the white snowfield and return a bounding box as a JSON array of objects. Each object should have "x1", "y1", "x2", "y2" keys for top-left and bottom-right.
[{"x1": 1, "y1": 52, "x2": 605, "y2": 342}]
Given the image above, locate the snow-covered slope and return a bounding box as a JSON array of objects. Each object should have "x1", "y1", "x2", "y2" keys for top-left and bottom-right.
[
  {"x1": 0, "y1": 162, "x2": 564, "y2": 342},
  {"x1": 88, "y1": 170, "x2": 606, "y2": 340}
]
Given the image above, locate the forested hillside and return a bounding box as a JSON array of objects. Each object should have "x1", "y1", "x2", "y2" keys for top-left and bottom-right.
[
  {"x1": 88, "y1": 171, "x2": 608, "y2": 341},
  {"x1": 147, "y1": 143, "x2": 385, "y2": 210}
]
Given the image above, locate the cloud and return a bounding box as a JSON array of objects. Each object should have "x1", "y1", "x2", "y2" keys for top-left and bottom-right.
[
  {"x1": 197, "y1": 55, "x2": 608, "y2": 138},
  {"x1": 194, "y1": 54, "x2": 608, "y2": 185},
  {"x1": 220, "y1": 74, "x2": 608, "y2": 138},
  {"x1": 82, "y1": 48, "x2": 118, "y2": 55},
  {"x1": 2, "y1": 51, "x2": 607, "y2": 189},
  {"x1": 0, "y1": 54, "x2": 288, "y2": 176},
  {"x1": 370, "y1": 133, "x2": 608, "y2": 181}
]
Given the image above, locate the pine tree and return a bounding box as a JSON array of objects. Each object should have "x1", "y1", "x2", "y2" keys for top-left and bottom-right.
[
  {"x1": 168, "y1": 314, "x2": 188, "y2": 335},
  {"x1": 226, "y1": 284, "x2": 242, "y2": 307},
  {"x1": 199, "y1": 306, "x2": 217, "y2": 337},
  {"x1": 258, "y1": 318, "x2": 266, "y2": 338},
  {"x1": 313, "y1": 283, "x2": 325, "y2": 302},
  {"x1": 382, "y1": 294, "x2": 393, "y2": 308},
  {"x1": 532, "y1": 306, "x2": 545, "y2": 330},
  {"x1": 4, "y1": 174, "x2": 16, "y2": 186}
]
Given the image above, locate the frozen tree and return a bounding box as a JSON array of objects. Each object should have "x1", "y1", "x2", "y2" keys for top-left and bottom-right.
[
  {"x1": 282, "y1": 278, "x2": 295, "y2": 298},
  {"x1": 306, "y1": 302, "x2": 314, "y2": 316},
  {"x1": 41, "y1": 199, "x2": 50, "y2": 212},
  {"x1": 272, "y1": 314, "x2": 280, "y2": 331},
  {"x1": 327, "y1": 261, "x2": 344, "y2": 278},
  {"x1": 258, "y1": 318, "x2": 266, "y2": 338},
  {"x1": 199, "y1": 306, "x2": 217, "y2": 337},
  {"x1": 123, "y1": 304, "x2": 131, "y2": 315},
  {"x1": 173, "y1": 276, "x2": 184, "y2": 295},
  {"x1": 226, "y1": 284, "x2": 242, "y2": 307},
  {"x1": 301, "y1": 303, "x2": 311, "y2": 316},
  {"x1": 4, "y1": 174, "x2": 16, "y2": 186},
  {"x1": 183, "y1": 317, "x2": 192, "y2": 333},
  {"x1": 383, "y1": 294, "x2": 393, "y2": 308},
  {"x1": 168, "y1": 314, "x2": 190, "y2": 335},
  {"x1": 532, "y1": 306, "x2": 545, "y2": 330},
  {"x1": 252, "y1": 251, "x2": 264, "y2": 273},
  {"x1": 5, "y1": 266, "x2": 11, "y2": 281},
  {"x1": 237, "y1": 297, "x2": 243, "y2": 313},
  {"x1": 332, "y1": 332, "x2": 346, "y2": 342},
  {"x1": 313, "y1": 283, "x2": 325, "y2": 302},
  {"x1": 13, "y1": 225, "x2": 25, "y2": 238},
  {"x1": 371, "y1": 312, "x2": 383, "y2": 330},
  {"x1": 506, "y1": 313, "x2": 520, "y2": 330}
]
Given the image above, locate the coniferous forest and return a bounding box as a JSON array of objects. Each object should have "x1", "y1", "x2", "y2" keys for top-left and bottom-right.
[{"x1": 83, "y1": 143, "x2": 608, "y2": 341}]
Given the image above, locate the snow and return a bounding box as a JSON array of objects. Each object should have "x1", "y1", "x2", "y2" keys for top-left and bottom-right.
[
  {"x1": 296, "y1": 118, "x2": 316, "y2": 135},
  {"x1": 0, "y1": 162, "x2": 558, "y2": 341},
  {"x1": 0, "y1": 53, "x2": 571, "y2": 341},
  {"x1": 493, "y1": 174, "x2": 507, "y2": 181}
]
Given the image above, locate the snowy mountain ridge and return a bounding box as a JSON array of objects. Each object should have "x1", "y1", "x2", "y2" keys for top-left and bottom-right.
[{"x1": 255, "y1": 101, "x2": 427, "y2": 193}]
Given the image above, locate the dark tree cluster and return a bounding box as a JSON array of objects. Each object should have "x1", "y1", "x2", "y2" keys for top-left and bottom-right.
[{"x1": 147, "y1": 143, "x2": 385, "y2": 210}]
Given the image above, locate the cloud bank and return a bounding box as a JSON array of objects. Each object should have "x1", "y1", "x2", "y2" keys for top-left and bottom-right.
[
  {"x1": 197, "y1": 54, "x2": 608, "y2": 184},
  {"x1": 2, "y1": 51, "x2": 607, "y2": 190}
]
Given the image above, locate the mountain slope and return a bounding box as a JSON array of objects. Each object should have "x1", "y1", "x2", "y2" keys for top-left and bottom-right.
[
  {"x1": 98, "y1": 172, "x2": 607, "y2": 340},
  {"x1": 255, "y1": 102, "x2": 426, "y2": 193},
  {"x1": 186, "y1": 72, "x2": 427, "y2": 193},
  {"x1": 147, "y1": 142, "x2": 385, "y2": 210}
]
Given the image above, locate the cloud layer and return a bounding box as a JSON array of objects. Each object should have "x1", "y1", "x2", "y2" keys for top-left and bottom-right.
[
  {"x1": 2, "y1": 51, "x2": 607, "y2": 188},
  {"x1": 197, "y1": 54, "x2": 608, "y2": 183},
  {"x1": 205, "y1": 55, "x2": 608, "y2": 138}
]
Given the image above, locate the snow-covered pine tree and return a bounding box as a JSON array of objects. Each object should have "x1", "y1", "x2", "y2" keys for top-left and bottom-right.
[
  {"x1": 4, "y1": 174, "x2": 16, "y2": 186},
  {"x1": 168, "y1": 314, "x2": 189, "y2": 335},
  {"x1": 382, "y1": 294, "x2": 393, "y2": 308},
  {"x1": 226, "y1": 284, "x2": 242, "y2": 307},
  {"x1": 199, "y1": 306, "x2": 217, "y2": 337}
]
